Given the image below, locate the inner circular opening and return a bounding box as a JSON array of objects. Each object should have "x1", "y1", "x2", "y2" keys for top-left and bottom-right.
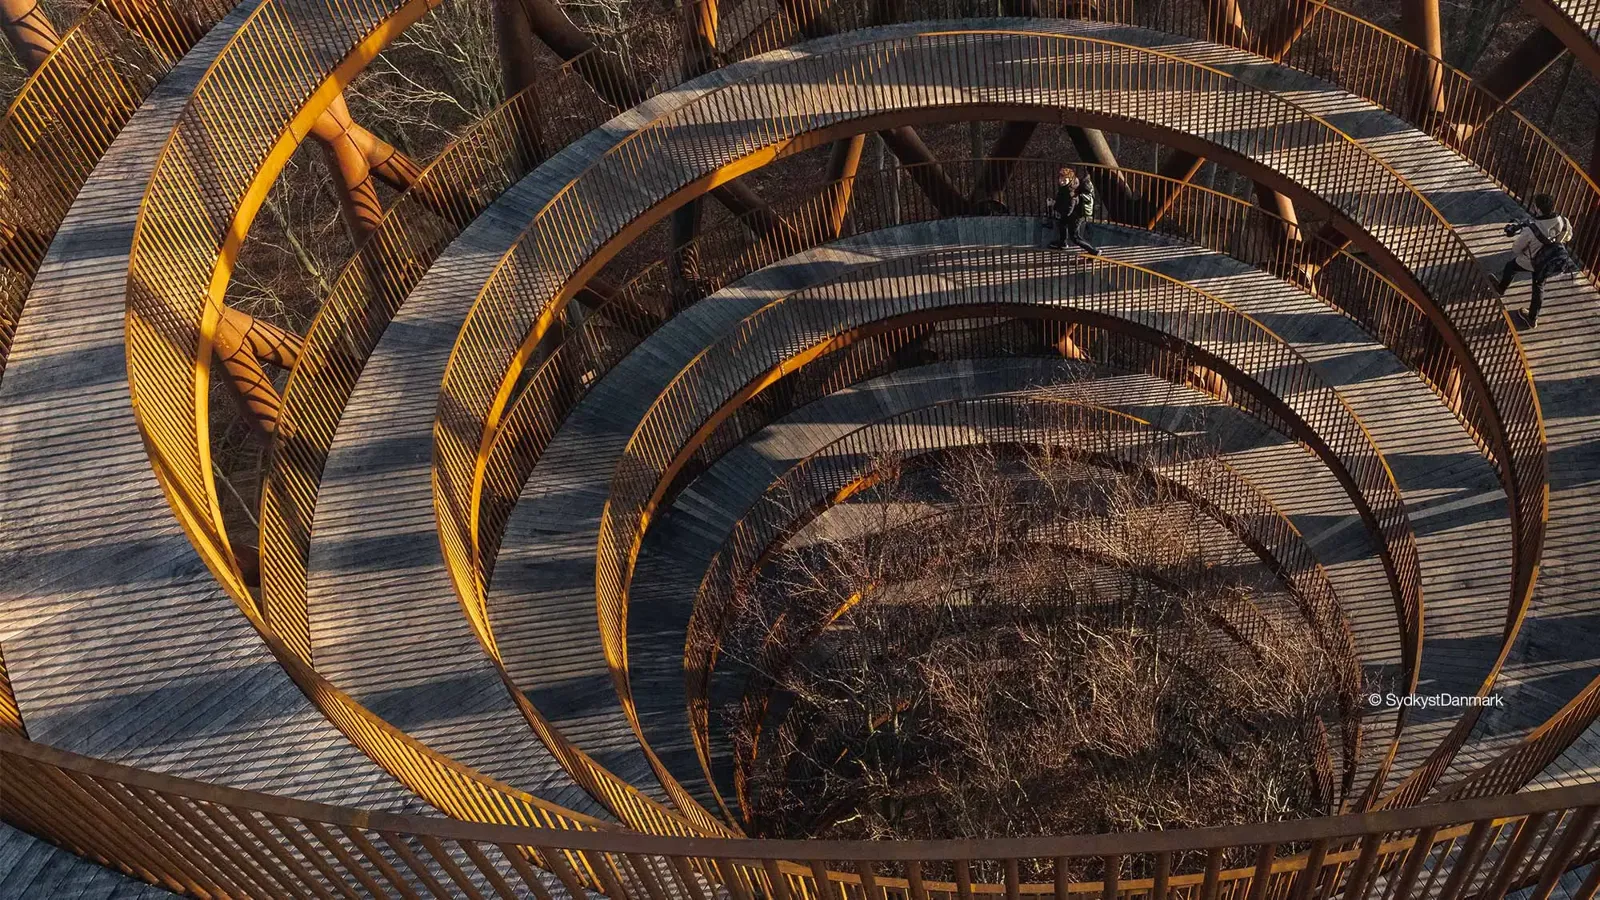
[{"x1": 718, "y1": 440, "x2": 1358, "y2": 845}]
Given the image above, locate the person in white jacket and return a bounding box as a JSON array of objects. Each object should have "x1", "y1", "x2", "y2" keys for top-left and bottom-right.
[{"x1": 1496, "y1": 193, "x2": 1574, "y2": 329}]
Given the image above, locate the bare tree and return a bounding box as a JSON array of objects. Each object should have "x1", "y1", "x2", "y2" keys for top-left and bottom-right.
[{"x1": 721, "y1": 442, "x2": 1352, "y2": 872}]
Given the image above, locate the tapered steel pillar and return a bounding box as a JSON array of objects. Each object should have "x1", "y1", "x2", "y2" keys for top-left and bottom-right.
[
  {"x1": 1481, "y1": 27, "x2": 1566, "y2": 103},
  {"x1": 309, "y1": 95, "x2": 420, "y2": 240},
  {"x1": 493, "y1": 0, "x2": 542, "y2": 98},
  {"x1": 214, "y1": 305, "x2": 303, "y2": 435},
  {"x1": 0, "y1": 0, "x2": 58, "y2": 72},
  {"x1": 972, "y1": 121, "x2": 1038, "y2": 206},
  {"x1": 1448, "y1": 27, "x2": 1566, "y2": 135},
  {"x1": 1297, "y1": 222, "x2": 1353, "y2": 276},
  {"x1": 1255, "y1": 0, "x2": 1317, "y2": 60},
  {"x1": 518, "y1": 0, "x2": 791, "y2": 244},
  {"x1": 1401, "y1": 0, "x2": 1447, "y2": 126},
  {"x1": 1206, "y1": 0, "x2": 1250, "y2": 48},
  {"x1": 685, "y1": 0, "x2": 720, "y2": 75},
  {"x1": 879, "y1": 126, "x2": 972, "y2": 217},
  {"x1": 820, "y1": 134, "x2": 867, "y2": 239},
  {"x1": 1143, "y1": 151, "x2": 1207, "y2": 228},
  {"x1": 1590, "y1": 116, "x2": 1600, "y2": 184},
  {"x1": 669, "y1": 198, "x2": 706, "y2": 306},
  {"x1": 1066, "y1": 125, "x2": 1135, "y2": 214},
  {"x1": 669, "y1": 0, "x2": 720, "y2": 305},
  {"x1": 516, "y1": 0, "x2": 645, "y2": 107},
  {"x1": 1255, "y1": 182, "x2": 1303, "y2": 252}
]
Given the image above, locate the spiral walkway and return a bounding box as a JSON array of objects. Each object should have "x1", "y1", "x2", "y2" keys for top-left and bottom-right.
[{"x1": 4, "y1": 0, "x2": 1600, "y2": 895}]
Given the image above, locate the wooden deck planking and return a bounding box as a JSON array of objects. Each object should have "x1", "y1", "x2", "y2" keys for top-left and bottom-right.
[{"x1": 0, "y1": 0, "x2": 406, "y2": 811}]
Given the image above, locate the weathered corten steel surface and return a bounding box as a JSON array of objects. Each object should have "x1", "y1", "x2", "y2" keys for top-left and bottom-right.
[{"x1": 6, "y1": 1, "x2": 1600, "y2": 896}]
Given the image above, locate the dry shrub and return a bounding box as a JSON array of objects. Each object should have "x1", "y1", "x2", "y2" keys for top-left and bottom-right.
[{"x1": 722, "y1": 443, "x2": 1352, "y2": 861}]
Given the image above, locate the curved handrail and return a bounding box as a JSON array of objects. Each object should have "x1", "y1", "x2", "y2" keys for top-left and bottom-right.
[
  {"x1": 6, "y1": 727, "x2": 1600, "y2": 897},
  {"x1": 0, "y1": 0, "x2": 231, "y2": 382},
  {"x1": 426, "y1": 28, "x2": 1541, "y2": 813},
  {"x1": 434, "y1": 28, "x2": 1537, "y2": 632},
  {"x1": 559, "y1": 0, "x2": 1600, "y2": 266},
  {"x1": 463, "y1": 180, "x2": 1432, "y2": 833},
  {"x1": 682, "y1": 394, "x2": 1365, "y2": 822},
  {"x1": 586, "y1": 247, "x2": 1420, "y2": 825}
]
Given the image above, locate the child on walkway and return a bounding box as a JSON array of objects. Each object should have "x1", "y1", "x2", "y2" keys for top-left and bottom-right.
[{"x1": 1048, "y1": 166, "x2": 1099, "y2": 255}]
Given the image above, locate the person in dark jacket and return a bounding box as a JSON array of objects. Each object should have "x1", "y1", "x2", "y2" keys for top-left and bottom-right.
[
  {"x1": 1048, "y1": 166, "x2": 1099, "y2": 254},
  {"x1": 1496, "y1": 193, "x2": 1574, "y2": 329}
]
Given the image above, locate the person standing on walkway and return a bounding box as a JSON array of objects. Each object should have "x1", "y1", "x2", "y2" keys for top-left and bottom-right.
[
  {"x1": 1049, "y1": 166, "x2": 1100, "y2": 255},
  {"x1": 1497, "y1": 193, "x2": 1574, "y2": 330}
]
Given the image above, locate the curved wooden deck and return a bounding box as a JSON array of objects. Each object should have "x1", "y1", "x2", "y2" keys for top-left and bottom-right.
[
  {"x1": 0, "y1": 821, "x2": 171, "y2": 899},
  {"x1": 476, "y1": 217, "x2": 1480, "y2": 813},
  {"x1": 3, "y1": 6, "x2": 1600, "y2": 892},
  {"x1": 426, "y1": 20, "x2": 1598, "y2": 798},
  {"x1": 0, "y1": 0, "x2": 405, "y2": 811},
  {"x1": 629, "y1": 361, "x2": 1383, "y2": 806}
]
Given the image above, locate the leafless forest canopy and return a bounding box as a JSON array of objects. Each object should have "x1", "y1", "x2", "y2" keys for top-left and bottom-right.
[{"x1": 720, "y1": 444, "x2": 1350, "y2": 843}]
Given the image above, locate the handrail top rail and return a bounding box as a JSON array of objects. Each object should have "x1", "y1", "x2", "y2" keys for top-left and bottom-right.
[
  {"x1": 472, "y1": 155, "x2": 1414, "y2": 469},
  {"x1": 518, "y1": 25, "x2": 1468, "y2": 269},
  {"x1": 560, "y1": 0, "x2": 1597, "y2": 203},
  {"x1": 3, "y1": 731, "x2": 1586, "y2": 857},
  {"x1": 4, "y1": 0, "x2": 135, "y2": 123},
  {"x1": 631, "y1": 244, "x2": 1402, "y2": 503}
]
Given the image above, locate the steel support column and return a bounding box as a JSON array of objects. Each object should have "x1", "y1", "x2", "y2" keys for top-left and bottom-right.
[
  {"x1": 492, "y1": 0, "x2": 543, "y2": 98},
  {"x1": 1297, "y1": 221, "x2": 1353, "y2": 275},
  {"x1": 820, "y1": 134, "x2": 867, "y2": 239},
  {"x1": 867, "y1": 0, "x2": 903, "y2": 25},
  {"x1": 1255, "y1": 0, "x2": 1318, "y2": 61},
  {"x1": 517, "y1": 0, "x2": 646, "y2": 107},
  {"x1": 1256, "y1": 182, "x2": 1303, "y2": 248},
  {"x1": 1066, "y1": 125, "x2": 1136, "y2": 214},
  {"x1": 972, "y1": 121, "x2": 1038, "y2": 206},
  {"x1": 517, "y1": 0, "x2": 795, "y2": 247},
  {"x1": 1206, "y1": 0, "x2": 1250, "y2": 49},
  {"x1": 779, "y1": 0, "x2": 831, "y2": 39},
  {"x1": 1481, "y1": 27, "x2": 1567, "y2": 103},
  {"x1": 879, "y1": 126, "x2": 972, "y2": 217},
  {"x1": 1142, "y1": 150, "x2": 1207, "y2": 228},
  {"x1": 214, "y1": 306, "x2": 303, "y2": 436},
  {"x1": 0, "y1": 0, "x2": 57, "y2": 72},
  {"x1": 684, "y1": 0, "x2": 721, "y2": 77},
  {"x1": 1401, "y1": 0, "x2": 1447, "y2": 126},
  {"x1": 1591, "y1": 115, "x2": 1600, "y2": 184},
  {"x1": 669, "y1": 0, "x2": 720, "y2": 306},
  {"x1": 669, "y1": 201, "x2": 706, "y2": 306},
  {"x1": 309, "y1": 95, "x2": 420, "y2": 239},
  {"x1": 1451, "y1": 27, "x2": 1566, "y2": 134}
]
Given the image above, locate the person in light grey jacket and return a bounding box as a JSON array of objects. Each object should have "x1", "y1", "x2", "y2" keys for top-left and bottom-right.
[{"x1": 1497, "y1": 193, "x2": 1574, "y2": 329}]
